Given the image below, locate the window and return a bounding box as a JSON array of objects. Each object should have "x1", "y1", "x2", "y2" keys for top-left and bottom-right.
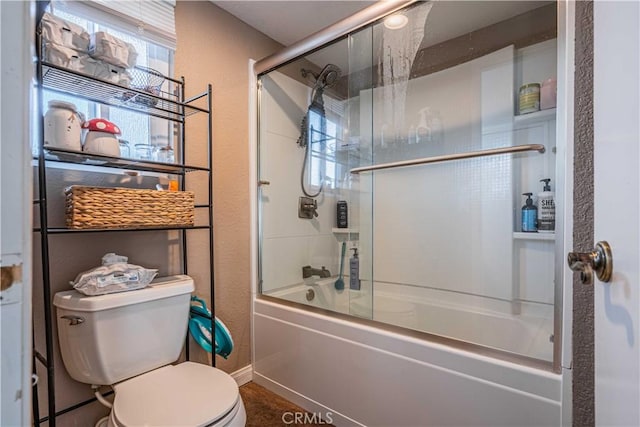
[
  {"x1": 307, "y1": 98, "x2": 345, "y2": 191},
  {"x1": 308, "y1": 111, "x2": 336, "y2": 190},
  {"x1": 41, "y1": 6, "x2": 175, "y2": 157}
]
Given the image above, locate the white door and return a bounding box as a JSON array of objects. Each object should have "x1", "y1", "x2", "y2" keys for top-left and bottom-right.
[
  {"x1": 593, "y1": 1, "x2": 640, "y2": 425},
  {"x1": 0, "y1": 1, "x2": 34, "y2": 425}
]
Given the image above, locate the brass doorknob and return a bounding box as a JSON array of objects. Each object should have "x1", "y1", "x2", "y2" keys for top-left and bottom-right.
[{"x1": 568, "y1": 241, "x2": 613, "y2": 285}]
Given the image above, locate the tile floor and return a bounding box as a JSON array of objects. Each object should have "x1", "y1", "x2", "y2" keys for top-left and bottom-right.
[{"x1": 239, "y1": 382, "x2": 334, "y2": 427}]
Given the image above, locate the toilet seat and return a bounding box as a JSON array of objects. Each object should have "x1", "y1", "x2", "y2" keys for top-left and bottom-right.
[{"x1": 110, "y1": 362, "x2": 242, "y2": 427}]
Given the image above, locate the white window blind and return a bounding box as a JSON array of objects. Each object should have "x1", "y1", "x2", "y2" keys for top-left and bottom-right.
[{"x1": 53, "y1": 0, "x2": 176, "y2": 50}]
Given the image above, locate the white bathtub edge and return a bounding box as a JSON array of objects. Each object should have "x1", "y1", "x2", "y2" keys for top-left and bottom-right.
[
  {"x1": 255, "y1": 298, "x2": 562, "y2": 401},
  {"x1": 254, "y1": 299, "x2": 562, "y2": 426}
]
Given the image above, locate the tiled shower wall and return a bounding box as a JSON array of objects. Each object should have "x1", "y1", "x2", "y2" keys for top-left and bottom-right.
[
  {"x1": 260, "y1": 73, "x2": 339, "y2": 293},
  {"x1": 260, "y1": 39, "x2": 557, "y2": 312}
]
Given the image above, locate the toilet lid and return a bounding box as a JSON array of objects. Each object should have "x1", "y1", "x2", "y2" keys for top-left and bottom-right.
[{"x1": 112, "y1": 362, "x2": 239, "y2": 427}]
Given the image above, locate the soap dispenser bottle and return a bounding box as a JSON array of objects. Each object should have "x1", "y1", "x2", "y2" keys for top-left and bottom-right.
[
  {"x1": 521, "y1": 193, "x2": 538, "y2": 232},
  {"x1": 349, "y1": 247, "x2": 360, "y2": 290},
  {"x1": 538, "y1": 179, "x2": 555, "y2": 232}
]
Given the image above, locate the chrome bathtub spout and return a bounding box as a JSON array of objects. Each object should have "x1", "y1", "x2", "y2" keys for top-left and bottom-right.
[{"x1": 302, "y1": 265, "x2": 331, "y2": 279}]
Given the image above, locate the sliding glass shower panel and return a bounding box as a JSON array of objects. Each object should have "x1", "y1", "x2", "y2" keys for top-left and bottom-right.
[
  {"x1": 349, "y1": 2, "x2": 556, "y2": 361},
  {"x1": 258, "y1": 0, "x2": 558, "y2": 364},
  {"x1": 343, "y1": 22, "x2": 374, "y2": 320},
  {"x1": 258, "y1": 39, "x2": 361, "y2": 316}
]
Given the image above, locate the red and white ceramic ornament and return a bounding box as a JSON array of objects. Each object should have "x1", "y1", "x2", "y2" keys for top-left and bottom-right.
[{"x1": 82, "y1": 118, "x2": 121, "y2": 135}]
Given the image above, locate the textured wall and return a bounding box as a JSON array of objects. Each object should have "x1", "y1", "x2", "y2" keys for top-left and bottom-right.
[
  {"x1": 174, "y1": 1, "x2": 281, "y2": 373},
  {"x1": 573, "y1": 1, "x2": 595, "y2": 425}
]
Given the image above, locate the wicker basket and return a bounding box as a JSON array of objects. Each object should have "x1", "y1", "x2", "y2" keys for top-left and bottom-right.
[{"x1": 65, "y1": 186, "x2": 194, "y2": 229}]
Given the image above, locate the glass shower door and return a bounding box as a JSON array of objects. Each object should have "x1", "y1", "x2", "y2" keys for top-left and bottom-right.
[
  {"x1": 258, "y1": 0, "x2": 558, "y2": 365},
  {"x1": 347, "y1": 1, "x2": 557, "y2": 361},
  {"x1": 258, "y1": 38, "x2": 370, "y2": 317}
]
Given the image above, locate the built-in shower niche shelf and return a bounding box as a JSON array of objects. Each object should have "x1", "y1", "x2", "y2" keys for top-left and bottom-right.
[
  {"x1": 514, "y1": 108, "x2": 556, "y2": 127},
  {"x1": 513, "y1": 232, "x2": 555, "y2": 241}
]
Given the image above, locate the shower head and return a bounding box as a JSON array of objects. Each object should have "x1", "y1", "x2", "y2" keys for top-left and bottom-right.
[
  {"x1": 317, "y1": 64, "x2": 341, "y2": 89},
  {"x1": 301, "y1": 64, "x2": 342, "y2": 90}
]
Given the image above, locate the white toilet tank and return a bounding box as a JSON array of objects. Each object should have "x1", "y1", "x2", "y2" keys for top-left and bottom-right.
[{"x1": 53, "y1": 275, "x2": 195, "y2": 385}]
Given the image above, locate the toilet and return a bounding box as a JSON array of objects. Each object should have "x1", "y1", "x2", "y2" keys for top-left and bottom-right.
[{"x1": 53, "y1": 275, "x2": 246, "y2": 427}]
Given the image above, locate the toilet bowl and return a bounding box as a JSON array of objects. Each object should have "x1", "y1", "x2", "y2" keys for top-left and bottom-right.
[{"x1": 53, "y1": 275, "x2": 246, "y2": 427}]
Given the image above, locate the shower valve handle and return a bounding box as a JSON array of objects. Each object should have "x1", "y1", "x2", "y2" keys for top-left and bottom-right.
[
  {"x1": 305, "y1": 200, "x2": 319, "y2": 217},
  {"x1": 298, "y1": 197, "x2": 318, "y2": 219}
]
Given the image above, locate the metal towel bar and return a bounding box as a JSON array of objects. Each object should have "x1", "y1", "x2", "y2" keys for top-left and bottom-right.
[{"x1": 350, "y1": 144, "x2": 546, "y2": 174}]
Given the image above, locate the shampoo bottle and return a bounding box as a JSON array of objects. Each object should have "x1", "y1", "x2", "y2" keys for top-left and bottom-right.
[
  {"x1": 521, "y1": 193, "x2": 538, "y2": 232},
  {"x1": 538, "y1": 179, "x2": 556, "y2": 232},
  {"x1": 349, "y1": 247, "x2": 360, "y2": 290}
]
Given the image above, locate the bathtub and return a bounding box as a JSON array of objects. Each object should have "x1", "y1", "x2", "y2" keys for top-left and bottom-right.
[
  {"x1": 267, "y1": 278, "x2": 554, "y2": 361},
  {"x1": 254, "y1": 280, "x2": 561, "y2": 426}
]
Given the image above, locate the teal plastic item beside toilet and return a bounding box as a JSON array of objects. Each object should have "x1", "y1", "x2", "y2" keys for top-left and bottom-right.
[{"x1": 189, "y1": 296, "x2": 234, "y2": 359}]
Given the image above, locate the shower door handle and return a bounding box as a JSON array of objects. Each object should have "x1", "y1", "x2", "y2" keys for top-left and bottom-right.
[{"x1": 568, "y1": 241, "x2": 613, "y2": 285}]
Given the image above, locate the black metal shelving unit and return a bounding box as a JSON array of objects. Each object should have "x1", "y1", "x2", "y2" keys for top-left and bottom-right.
[{"x1": 33, "y1": 31, "x2": 214, "y2": 426}]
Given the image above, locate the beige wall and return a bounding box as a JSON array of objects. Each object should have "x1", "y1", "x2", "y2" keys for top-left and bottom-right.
[{"x1": 174, "y1": 0, "x2": 281, "y2": 373}]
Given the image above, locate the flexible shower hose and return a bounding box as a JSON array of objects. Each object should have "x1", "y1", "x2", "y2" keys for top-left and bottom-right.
[{"x1": 300, "y1": 133, "x2": 323, "y2": 198}]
